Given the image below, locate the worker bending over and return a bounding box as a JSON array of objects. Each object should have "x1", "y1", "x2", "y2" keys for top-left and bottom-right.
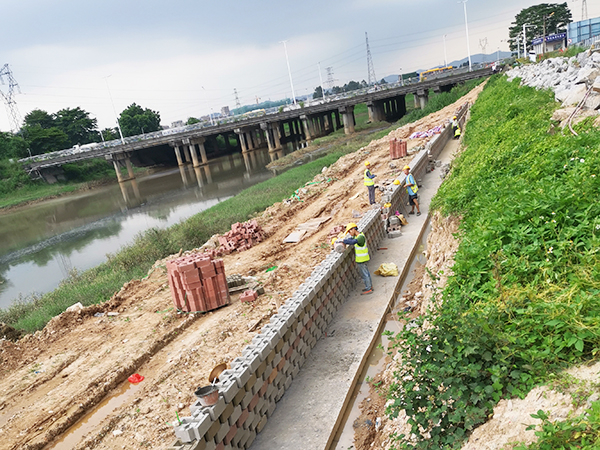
[{"x1": 343, "y1": 223, "x2": 373, "y2": 295}]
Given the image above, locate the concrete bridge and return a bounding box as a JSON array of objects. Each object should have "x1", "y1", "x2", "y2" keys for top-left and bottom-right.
[{"x1": 20, "y1": 67, "x2": 493, "y2": 184}]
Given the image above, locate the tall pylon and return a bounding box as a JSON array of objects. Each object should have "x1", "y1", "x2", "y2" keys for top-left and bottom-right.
[
  {"x1": 365, "y1": 32, "x2": 377, "y2": 86},
  {"x1": 582, "y1": 0, "x2": 588, "y2": 21},
  {"x1": 479, "y1": 38, "x2": 488, "y2": 62},
  {"x1": 233, "y1": 88, "x2": 241, "y2": 109},
  {"x1": 326, "y1": 66, "x2": 336, "y2": 89},
  {"x1": 0, "y1": 64, "x2": 22, "y2": 133}
]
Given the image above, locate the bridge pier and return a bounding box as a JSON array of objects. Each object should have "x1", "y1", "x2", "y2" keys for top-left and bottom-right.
[
  {"x1": 339, "y1": 105, "x2": 355, "y2": 135},
  {"x1": 191, "y1": 137, "x2": 208, "y2": 167},
  {"x1": 170, "y1": 142, "x2": 185, "y2": 166},
  {"x1": 367, "y1": 101, "x2": 386, "y2": 123},
  {"x1": 261, "y1": 122, "x2": 283, "y2": 162},
  {"x1": 416, "y1": 89, "x2": 429, "y2": 109},
  {"x1": 111, "y1": 153, "x2": 135, "y2": 182}
]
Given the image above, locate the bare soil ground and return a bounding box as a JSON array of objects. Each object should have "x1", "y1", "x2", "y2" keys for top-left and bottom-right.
[{"x1": 0, "y1": 86, "x2": 484, "y2": 450}]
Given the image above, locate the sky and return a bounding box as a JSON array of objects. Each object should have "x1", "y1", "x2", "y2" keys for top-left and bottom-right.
[{"x1": 1, "y1": 0, "x2": 598, "y2": 133}]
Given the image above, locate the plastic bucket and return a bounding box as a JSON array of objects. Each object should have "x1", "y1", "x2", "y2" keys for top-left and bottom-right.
[{"x1": 194, "y1": 385, "x2": 219, "y2": 406}]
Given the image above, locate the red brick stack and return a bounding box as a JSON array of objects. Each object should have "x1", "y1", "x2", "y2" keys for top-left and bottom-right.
[
  {"x1": 204, "y1": 219, "x2": 264, "y2": 258},
  {"x1": 166, "y1": 255, "x2": 230, "y2": 312},
  {"x1": 389, "y1": 138, "x2": 407, "y2": 159}
]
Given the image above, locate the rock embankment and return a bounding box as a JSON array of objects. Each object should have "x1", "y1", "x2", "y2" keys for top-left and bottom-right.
[{"x1": 506, "y1": 49, "x2": 600, "y2": 127}]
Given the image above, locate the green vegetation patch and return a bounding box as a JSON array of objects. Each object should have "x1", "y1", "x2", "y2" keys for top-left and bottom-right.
[
  {"x1": 0, "y1": 151, "x2": 344, "y2": 332},
  {"x1": 386, "y1": 75, "x2": 600, "y2": 449}
]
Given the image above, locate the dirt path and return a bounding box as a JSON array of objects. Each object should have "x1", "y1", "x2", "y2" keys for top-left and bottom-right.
[{"x1": 0, "y1": 86, "x2": 485, "y2": 450}]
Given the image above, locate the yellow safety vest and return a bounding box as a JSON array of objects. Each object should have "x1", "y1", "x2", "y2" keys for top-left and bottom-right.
[
  {"x1": 364, "y1": 169, "x2": 375, "y2": 186},
  {"x1": 405, "y1": 173, "x2": 419, "y2": 194},
  {"x1": 354, "y1": 233, "x2": 370, "y2": 263}
]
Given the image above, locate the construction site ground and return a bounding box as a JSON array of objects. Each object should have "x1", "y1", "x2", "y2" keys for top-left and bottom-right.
[{"x1": 0, "y1": 85, "x2": 484, "y2": 450}]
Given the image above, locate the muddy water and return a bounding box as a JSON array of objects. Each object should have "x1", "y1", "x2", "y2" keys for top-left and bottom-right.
[{"x1": 0, "y1": 152, "x2": 273, "y2": 310}]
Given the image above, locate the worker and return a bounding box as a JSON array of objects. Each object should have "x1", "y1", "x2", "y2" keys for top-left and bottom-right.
[
  {"x1": 403, "y1": 165, "x2": 421, "y2": 216},
  {"x1": 454, "y1": 125, "x2": 461, "y2": 139},
  {"x1": 343, "y1": 223, "x2": 373, "y2": 295},
  {"x1": 363, "y1": 161, "x2": 376, "y2": 205},
  {"x1": 451, "y1": 115, "x2": 459, "y2": 135}
]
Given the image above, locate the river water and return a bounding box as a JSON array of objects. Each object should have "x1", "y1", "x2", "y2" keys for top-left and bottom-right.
[{"x1": 0, "y1": 152, "x2": 274, "y2": 310}]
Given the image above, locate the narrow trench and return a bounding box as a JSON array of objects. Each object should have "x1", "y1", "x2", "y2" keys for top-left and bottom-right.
[
  {"x1": 43, "y1": 382, "x2": 143, "y2": 450},
  {"x1": 331, "y1": 223, "x2": 431, "y2": 449}
]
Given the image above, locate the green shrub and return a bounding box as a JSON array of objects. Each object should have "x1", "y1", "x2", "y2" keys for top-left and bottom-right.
[{"x1": 386, "y1": 76, "x2": 600, "y2": 449}]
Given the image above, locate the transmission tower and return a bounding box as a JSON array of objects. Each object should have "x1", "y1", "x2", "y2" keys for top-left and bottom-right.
[
  {"x1": 325, "y1": 67, "x2": 336, "y2": 89},
  {"x1": 582, "y1": 0, "x2": 588, "y2": 21},
  {"x1": 479, "y1": 38, "x2": 488, "y2": 62},
  {"x1": 233, "y1": 88, "x2": 241, "y2": 109},
  {"x1": 0, "y1": 64, "x2": 22, "y2": 133},
  {"x1": 365, "y1": 32, "x2": 377, "y2": 86}
]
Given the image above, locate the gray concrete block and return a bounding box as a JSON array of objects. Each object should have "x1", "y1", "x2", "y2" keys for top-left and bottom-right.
[
  {"x1": 256, "y1": 415, "x2": 269, "y2": 433},
  {"x1": 174, "y1": 423, "x2": 197, "y2": 443},
  {"x1": 266, "y1": 401, "x2": 277, "y2": 418},
  {"x1": 205, "y1": 395, "x2": 226, "y2": 422},
  {"x1": 233, "y1": 364, "x2": 251, "y2": 389},
  {"x1": 233, "y1": 427, "x2": 250, "y2": 448},
  {"x1": 274, "y1": 372, "x2": 284, "y2": 387},
  {"x1": 230, "y1": 356, "x2": 245, "y2": 369},
  {"x1": 189, "y1": 412, "x2": 212, "y2": 440},
  {"x1": 266, "y1": 383, "x2": 277, "y2": 400},
  {"x1": 275, "y1": 385, "x2": 285, "y2": 402},
  {"x1": 240, "y1": 390, "x2": 254, "y2": 409},
  {"x1": 214, "y1": 419, "x2": 229, "y2": 443},
  {"x1": 216, "y1": 379, "x2": 239, "y2": 404},
  {"x1": 228, "y1": 404, "x2": 242, "y2": 427},
  {"x1": 244, "y1": 430, "x2": 257, "y2": 449},
  {"x1": 284, "y1": 374, "x2": 293, "y2": 390}
]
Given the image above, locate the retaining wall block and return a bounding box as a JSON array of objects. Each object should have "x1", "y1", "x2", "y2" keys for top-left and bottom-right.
[
  {"x1": 206, "y1": 395, "x2": 226, "y2": 421},
  {"x1": 245, "y1": 430, "x2": 257, "y2": 449},
  {"x1": 232, "y1": 364, "x2": 252, "y2": 389},
  {"x1": 228, "y1": 404, "x2": 242, "y2": 427}
]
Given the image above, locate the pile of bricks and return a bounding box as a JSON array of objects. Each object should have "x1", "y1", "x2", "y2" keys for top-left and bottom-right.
[
  {"x1": 205, "y1": 220, "x2": 263, "y2": 258},
  {"x1": 389, "y1": 138, "x2": 407, "y2": 160},
  {"x1": 167, "y1": 255, "x2": 230, "y2": 313}
]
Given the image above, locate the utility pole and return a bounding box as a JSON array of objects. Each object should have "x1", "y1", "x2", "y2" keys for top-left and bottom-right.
[
  {"x1": 365, "y1": 32, "x2": 377, "y2": 86},
  {"x1": 459, "y1": 0, "x2": 472, "y2": 71},
  {"x1": 317, "y1": 62, "x2": 326, "y2": 100},
  {"x1": 280, "y1": 40, "x2": 296, "y2": 105}
]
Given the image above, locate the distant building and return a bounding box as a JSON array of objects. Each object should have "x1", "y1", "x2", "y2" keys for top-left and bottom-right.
[
  {"x1": 221, "y1": 106, "x2": 230, "y2": 117},
  {"x1": 532, "y1": 32, "x2": 566, "y2": 55},
  {"x1": 171, "y1": 120, "x2": 184, "y2": 128},
  {"x1": 567, "y1": 17, "x2": 600, "y2": 46}
]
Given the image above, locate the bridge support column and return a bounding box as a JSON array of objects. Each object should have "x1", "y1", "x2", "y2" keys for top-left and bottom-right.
[
  {"x1": 414, "y1": 94, "x2": 419, "y2": 109},
  {"x1": 300, "y1": 115, "x2": 313, "y2": 142},
  {"x1": 124, "y1": 157, "x2": 135, "y2": 180},
  {"x1": 367, "y1": 101, "x2": 385, "y2": 123},
  {"x1": 170, "y1": 142, "x2": 185, "y2": 166},
  {"x1": 339, "y1": 105, "x2": 355, "y2": 135},
  {"x1": 183, "y1": 138, "x2": 200, "y2": 167},
  {"x1": 191, "y1": 137, "x2": 208, "y2": 166},
  {"x1": 111, "y1": 153, "x2": 135, "y2": 182},
  {"x1": 417, "y1": 89, "x2": 429, "y2": 109}
]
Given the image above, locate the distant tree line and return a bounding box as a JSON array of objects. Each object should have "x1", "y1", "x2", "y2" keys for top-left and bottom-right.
[{"x1": 0, "y1": 103, "x2": 161, "y2": 160}]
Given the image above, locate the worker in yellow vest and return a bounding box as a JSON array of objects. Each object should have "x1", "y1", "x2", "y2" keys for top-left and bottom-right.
[
  {"x1": 403, "y1": 165, "x2": 421, "y2": 216},
  {"x1": 343, "y1": 223, "x2": 373, "y2": 295},
  {"x1": 363, "y1": 161, "x2": 376, "y2": 205}
]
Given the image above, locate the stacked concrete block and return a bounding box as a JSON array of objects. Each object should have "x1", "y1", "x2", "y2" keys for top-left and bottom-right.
[
  {"x1": 167, "y1": 255, "x2": 230, "y2": 313},
  {"x1": 165, "y1": 111, "x2": 467, "y2": 448}
]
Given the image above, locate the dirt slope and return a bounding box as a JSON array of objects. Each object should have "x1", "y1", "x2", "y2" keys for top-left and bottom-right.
[{"x1": 0, "y1": 86, "x2": 484, "y2": 450}]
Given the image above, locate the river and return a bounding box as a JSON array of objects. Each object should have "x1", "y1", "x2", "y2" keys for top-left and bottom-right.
[{"x1": 0, "y1": 151, "x2": 274, "y2": 310}]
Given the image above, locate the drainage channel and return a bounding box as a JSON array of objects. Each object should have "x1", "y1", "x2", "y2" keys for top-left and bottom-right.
[
  {"x1": 44, "y1": 381, "x2": 142, "y2": 450},
  {"x1": 330, "y1": 223, "x2": 430, "y2": 450}
]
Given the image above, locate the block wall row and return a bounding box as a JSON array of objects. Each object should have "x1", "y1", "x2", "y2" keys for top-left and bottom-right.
[{"x1": 164, "y1": 103, "x2": 467, "y2": 450}]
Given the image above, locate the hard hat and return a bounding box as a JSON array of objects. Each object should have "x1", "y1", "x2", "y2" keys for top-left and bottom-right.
[
  {"x1": 346, "y1": 222, "x2": 358, "y2": 232},
  {"x1": 393, "y1": 179, "x2": 400, "y2": 185},
  {"x1": 453, "y1": 115, "x2": 457, "y2": 119},
  {"x1": 403, "y1": 165, "x2": 411, "y2": 171},
  {"x1": 364, "y1": 161, "x2": 370, "y2": 166}
]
